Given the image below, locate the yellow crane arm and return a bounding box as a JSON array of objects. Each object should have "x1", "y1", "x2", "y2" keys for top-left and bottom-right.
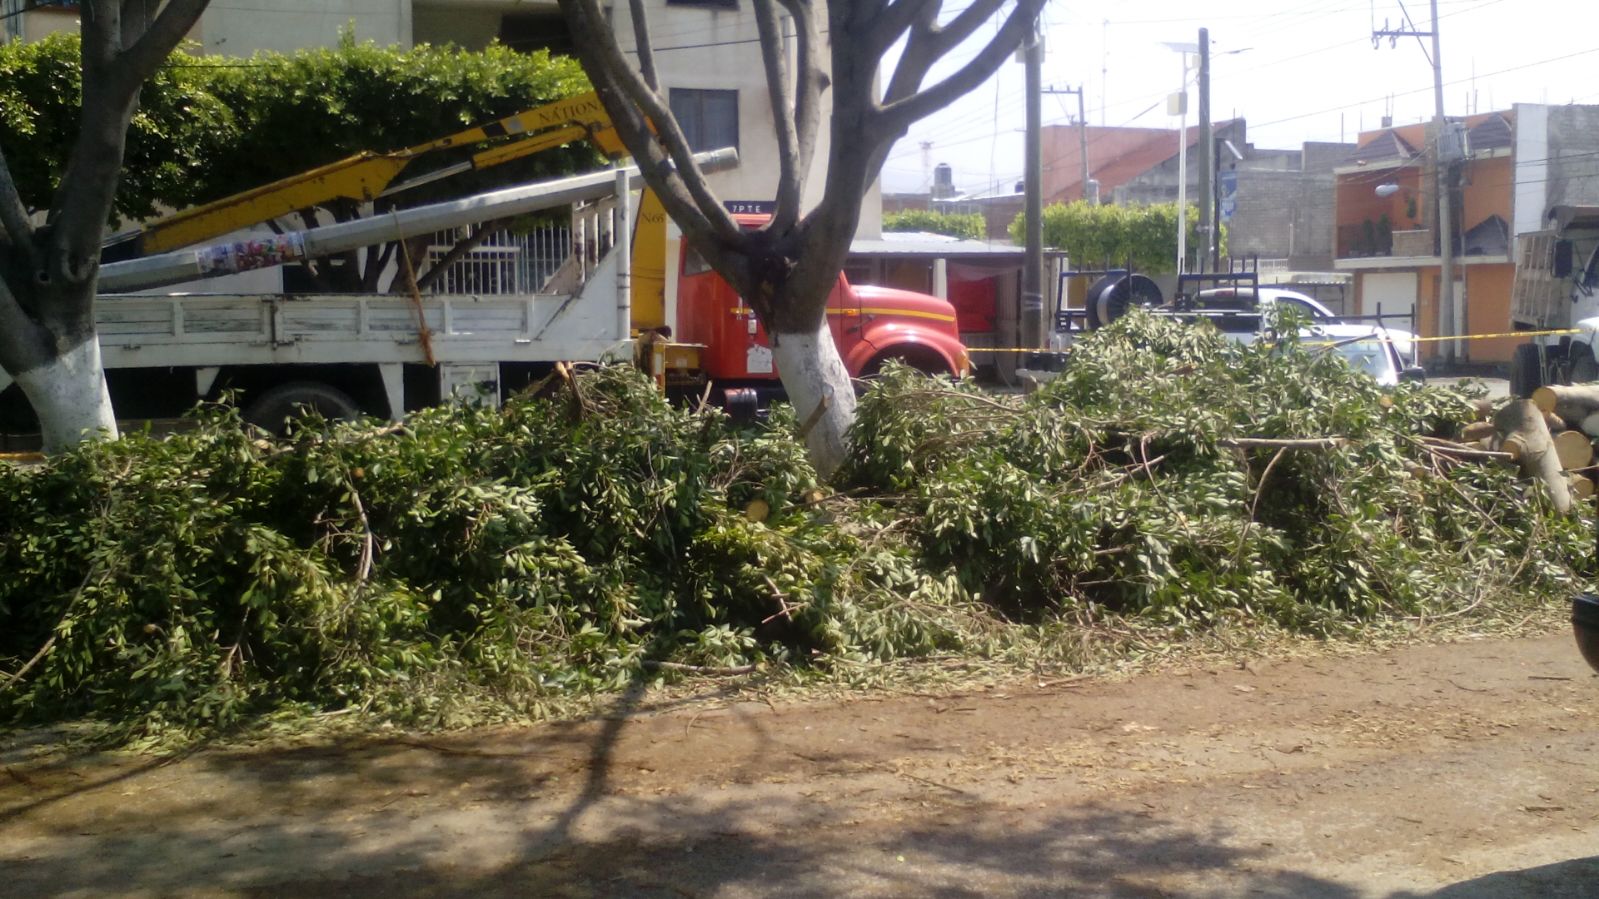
[{"x1": 118, "y1": 92, "x2": 626, "y2": 257}]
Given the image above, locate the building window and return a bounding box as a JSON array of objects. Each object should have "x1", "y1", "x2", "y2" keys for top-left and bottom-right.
[{"x1": 669, "y1": 88, "x2": 739, "y2": 154}]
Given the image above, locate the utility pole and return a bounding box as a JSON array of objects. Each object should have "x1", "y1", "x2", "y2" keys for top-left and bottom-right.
[
  {"x1": 1044, "y1": 85, "x2": 1092, "y2": 201},
  {"x1": 1374, "y1": 0, "x2": 1459, "y2": 366},
  {"x1": 1196, "y1": 28, "x2": 1212, "y2": 273},
  {"x1": 1022, "y1": 16, "x2": 1044, "y2": 349}
]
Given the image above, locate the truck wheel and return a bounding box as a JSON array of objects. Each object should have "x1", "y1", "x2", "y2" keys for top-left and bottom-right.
[
  {"x1": 244, "y1": 381, "x2": 361, "y2": 436},
  {"x1": 1509, "y1": 343, "x2": 1544, "y2": 398},
  {"x1": 1084, "y1": 273, "x2": 1163, "y2": 329},
  {"x1": 1570, "y1": 347, "x2": 1599, "y2": 384}
]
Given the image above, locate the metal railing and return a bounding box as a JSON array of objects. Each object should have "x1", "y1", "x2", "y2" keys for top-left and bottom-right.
[{"x1": 424, "y1": 223, "x2": 573, "y2": 295}]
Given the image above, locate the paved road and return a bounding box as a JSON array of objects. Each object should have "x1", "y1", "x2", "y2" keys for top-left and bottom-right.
[{"x1": 2, "y1": 631, "x2": 1595, "y2": 898}]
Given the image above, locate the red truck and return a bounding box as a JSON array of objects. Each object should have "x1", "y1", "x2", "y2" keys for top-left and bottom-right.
[{"x1": 674, "y1": 216, "x2": 969, "y2": 398}]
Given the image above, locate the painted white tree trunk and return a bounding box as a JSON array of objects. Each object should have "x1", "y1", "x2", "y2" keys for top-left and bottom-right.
[
  {"x1": 12, "y1": 338, "x2": 118, "y2": 453},
  {"x1": 770, "y1": 322, "x2": 857, "y2": 480}
]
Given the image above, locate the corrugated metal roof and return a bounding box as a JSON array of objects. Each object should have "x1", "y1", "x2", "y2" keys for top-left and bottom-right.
[
  {"x1": 1467, "y1": 114, "x2": 1513, "y2": 151},
  {"x1": 851, "y1": 231, "x2": 1032, "y2": 257},
  {"x1": 1342, "y1": 130, "x2": 1419, "y2": 165}
]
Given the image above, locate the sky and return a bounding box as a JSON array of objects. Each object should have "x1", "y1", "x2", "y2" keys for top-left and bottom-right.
[{"x1": 879, "y1": 0, "x2": 1599, "y2": 196}]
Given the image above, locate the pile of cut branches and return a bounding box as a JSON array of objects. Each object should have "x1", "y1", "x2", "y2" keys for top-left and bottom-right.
[
  {"x1": 0, "y1": 313, "x2": 1590, "y2": 743},
  {"x1": 0, "y1": 368, "x2": 975, "y2": 742},
  {"x1": 844, "y1": 312, "x2": 1593, "y2": 630}
]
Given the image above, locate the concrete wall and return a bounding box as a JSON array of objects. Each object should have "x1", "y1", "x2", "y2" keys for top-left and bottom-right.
[
  {"x1": 1121, "y1": 146, "x2": 1346, "y2": 267},
  {"x1": 195, "y1": 0, "x2": 411, "y2": 54},
  {"x1": 1547, "y1": 105, "x2": 1599, "y2": 211},
  {"x1": 1466, "y1": 263, "x2": 1517, "y2": 363},
  {"x1": 1514, "y1": 104, "x2": 1599, "y2": 235},
  {"x1": 411, "y1": 6, "x2": 503, "y2": 48},
  {"x1": 1225, "y1": 168, "x2": 1337, "y2": 270},
  {"x1": 10, "y1": 6, "x2": 81, "y2": 43}
]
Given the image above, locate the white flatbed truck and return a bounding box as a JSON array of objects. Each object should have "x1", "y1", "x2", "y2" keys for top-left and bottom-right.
[
  {"x1": 0, "y1": 155, "x2": 732, "y2": 443},
  {"x1": 1508, "y1": 205, "x2": 1599, "y2": 396}
]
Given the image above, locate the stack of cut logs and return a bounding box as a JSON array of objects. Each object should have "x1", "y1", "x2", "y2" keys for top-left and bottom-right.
[{"x1": 1468, "y1": 387, "x2": 1599, "y2": 515}]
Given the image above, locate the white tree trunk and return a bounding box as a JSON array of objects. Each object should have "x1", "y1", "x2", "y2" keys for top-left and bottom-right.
[
  {"x1": 771, "y1": 322, "x2": 857, "y2": 480},
  {"x1": 13, "y1": 338, "x2": 118, "y2": 453}
]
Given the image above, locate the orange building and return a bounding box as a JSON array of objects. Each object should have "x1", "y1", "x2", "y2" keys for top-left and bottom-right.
[{"x1": 1333, "y1": 113, "x2": 1520, "y2": 363}]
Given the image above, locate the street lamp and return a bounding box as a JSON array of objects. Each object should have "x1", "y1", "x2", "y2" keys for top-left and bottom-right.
[{"x1": 1163, "y1": 41, "x2": 1198, "y2": 273}]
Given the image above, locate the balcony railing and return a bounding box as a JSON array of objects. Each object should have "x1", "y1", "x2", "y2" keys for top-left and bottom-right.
[{"x1": 1336, "y1": 223, "x2": 1393, "y2": 259}]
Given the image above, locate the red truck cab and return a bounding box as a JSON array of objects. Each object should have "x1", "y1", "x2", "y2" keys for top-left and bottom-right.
[{"x1": 673, "y1": 218, "x2": 969, "y2": 386}]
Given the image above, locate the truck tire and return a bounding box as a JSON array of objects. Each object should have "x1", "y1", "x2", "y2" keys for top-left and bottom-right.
[
  {"x1": 244, "y1": 381, "x2": 362, "y2": 436},
  {"x1": 1085, "y1": 273, "x2": 1163, "y2": 329},
  {"x1": 1509, "y1": 343, "x2": 1544, "y2": 398},
  {"x1": 1570, "y1": 346, "x2": 1599, "y2": 384}
]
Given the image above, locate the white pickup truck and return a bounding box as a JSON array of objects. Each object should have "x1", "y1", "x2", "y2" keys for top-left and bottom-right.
[{"x1": 1036, "y1": 273, "x2": 1422, "y2": 387}]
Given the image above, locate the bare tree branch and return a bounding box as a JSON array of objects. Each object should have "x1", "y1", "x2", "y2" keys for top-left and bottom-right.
[
  {"x1": 79, "y1": 1, "x2": 123, "y2": 69},
  {"x1": 775, "y1": 0, "x2": 823, "y2": 192},
  {"x1": 0, "y1": 143, "x2": 35, "y2": 252},
  {"x1": 754, "y1": 0, "x2": 803, "y2": 232},
  {"x1": 118, "y1": 0, "x2": 211, "y2": 81},
  {"x1": 878, "y1": 0, "x2": 1043, "y2": 139},
  {"x1": 557, "y1": 0, "x2": 747, "y2": 250},
  {"x1": 120, "y1": 0, "x2": 156, "y2": 51},
  {"x1": 865, "y1": 0, "x2": 927, "y2": 59},
  {"x1": 627, "y1": 0, "x2": 659, "y2": 90},
  {"x1": 881, "y1": 0, "x2": 1007, "y2": 105},
  {"x1": 0, "y1": 276, "x2": 49, "y2": 375}
]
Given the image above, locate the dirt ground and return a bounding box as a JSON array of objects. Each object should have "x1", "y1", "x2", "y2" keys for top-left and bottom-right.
[{"x1": 2, "y1": 629, "x2": 1596, "y2": 898}]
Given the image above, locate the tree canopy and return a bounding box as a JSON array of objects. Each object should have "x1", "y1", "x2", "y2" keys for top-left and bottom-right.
[
  {"x1": 1012, "y1": 200, "x2": 1227, "y2": 273},
  {"x1": 0, "y1": 32, "x2": 596, "y2": 223},
  {"x1": 883, "y1": 209, "x2": 986, "y2": 241}
]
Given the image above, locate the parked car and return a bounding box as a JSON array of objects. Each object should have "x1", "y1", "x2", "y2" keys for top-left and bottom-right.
[
  {"x1": 1194, "y1": 286, "x2": 1417, "y2": 363},
  {"x1": 1033, "y1": 274, "x2": 1422, "y2": 386},
  {"x1": 1299, "y1": 323, "x2": 1425, "y2": 387}
]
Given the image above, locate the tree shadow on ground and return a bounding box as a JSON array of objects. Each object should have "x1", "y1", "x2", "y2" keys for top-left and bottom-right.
[
  {"x1": 1391, "y1": 857, "x2": 1599, "y2": 899},
  {"x1": 2, "y1": 677, "x2": 1376, "y2": 899}
]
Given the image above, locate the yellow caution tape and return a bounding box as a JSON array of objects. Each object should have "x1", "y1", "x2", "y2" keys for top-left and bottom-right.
[{"x1": 967, "y1": 325, "x2": 1595, "y2": 354}]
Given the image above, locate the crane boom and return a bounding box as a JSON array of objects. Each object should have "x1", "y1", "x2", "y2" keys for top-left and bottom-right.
[
  {"x1": 102, "y1": 92, "x2": 626, "y2": 259},
  {"x1": 97, "y1": 149, "x2": 738, "y2": 294}
]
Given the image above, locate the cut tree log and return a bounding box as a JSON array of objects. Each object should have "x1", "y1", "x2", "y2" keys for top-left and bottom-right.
[
  {"x1": 1530, "y1": 384, "x2": 1599, "y2": 422},
  {"x1": 1460, "y1": 421, "x2": 1497, "y2": 443},
  {"x1": 1493, "y1": 399, "x2": 1574, "y2": 514},
  {"x1": 1553, "y1": 429, "x2": 1595, "y2": 470},
  {"x1": 1569, "y1": 473, "x2": 1596, "y2": 500}
]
